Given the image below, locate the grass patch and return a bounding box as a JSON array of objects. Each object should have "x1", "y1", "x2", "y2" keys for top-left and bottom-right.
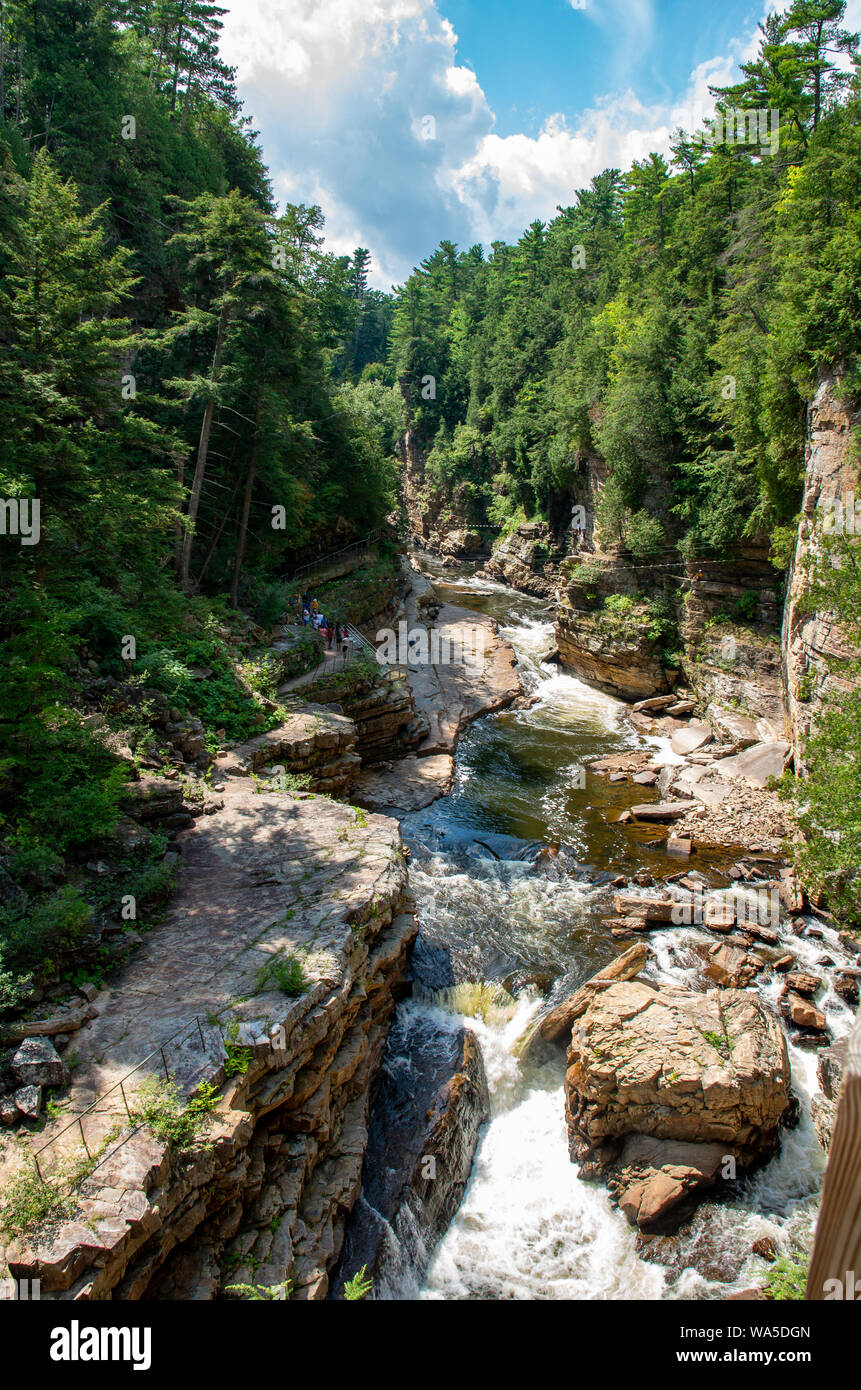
[{"x1": 130, "y1": 1076, "x2": 218, "y2": 1150}]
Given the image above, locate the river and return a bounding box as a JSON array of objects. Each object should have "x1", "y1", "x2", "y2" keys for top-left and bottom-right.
[{"x1": 370, "y1": 556, "x2": 856, "y2": 1301}]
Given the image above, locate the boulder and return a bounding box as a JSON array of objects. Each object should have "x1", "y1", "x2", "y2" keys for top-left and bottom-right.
[
  {"x1": 713, "y1": 741, "x2": 790, "y2": 789},
  {"x1": 705, "y1": 943, "x2": 761, "y2": 989},
  {"x1": 630, "y1": 801, "x2": 698, "y2": 821},
  {"x1": 565, "y1": 980, "x2": 792, "y2": 1221},
  {"x1": 787, "y1": 993, "x2": 827, "y2": 1032},
  {"x1": 670, "y1": 724, "x2": 714, "y2": 757},
  {"x1": 706, "y1": 704, "x2": 777, "y2": 749},
  {"x1": 613, "y1": 1135, "x2": 729, "y2": 1233},
  {"x1": 784, "y1": 971, "x2": 821, "y2": 999},
  {"x1": 0, "y1": 1095, "x2": 20, "y2": 1125},
  {"x1": 11, "y1": 1037, "x2": 70, "y2": 1089},
  {"x1": 14, "y1": 1085, "x2": 42, "y2": 1119},
  {"x1": 527, "y1": 942, "x2": 653, "y2": 1048}
]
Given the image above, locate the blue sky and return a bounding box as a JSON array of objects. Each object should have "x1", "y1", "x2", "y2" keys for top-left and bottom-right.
[
  {"x1": 218, "y1": 0, "x2": 861, "y2": 288},
  {"x1": 442, "y1": 0, "x2": 761, "y2": 136}
]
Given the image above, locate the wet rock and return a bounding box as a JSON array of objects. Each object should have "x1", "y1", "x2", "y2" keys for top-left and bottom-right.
[
  {"x1": 834, "y1": 972, "x2": 860, "y2": 1007},
  {"x1": 613, "y1": 1136, "x2": 729, "y2": 1234},
  {"x1": 752, "y1": 1236, "x2": 778, "y2": 1262},
  {"x1": 520, "y1": 942, "x2": 652, "y2": 1053},
  {"x1": 565, "y1": 980, "x2": 792, "y2": 1232},
  {"x1": 331, "y1": 1012, "x2": 490, "y2": 1299},
  {"x1": 786, "y1": 993, "x2": 827, "y2": 1032},
  {"x1": 811, "y1": 1037, "x2": 848, "y2": 1149},
  {"x1": 704, "y1": 943, "x2": 761, "y2": 989},
  {"x1": 784, "y1": 971, "x2": 821, "y2": 999}
]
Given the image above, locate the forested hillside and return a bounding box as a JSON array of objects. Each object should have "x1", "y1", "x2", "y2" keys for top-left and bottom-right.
[
  {"x1": 388, "y1": 6, "x2": 861, "y2": 563},
  {"x1": 0, "y1": 0, "x2": 403, "y2": 1013},
  {"x1": 2, "y1": 0, "x2": 861, "y2": 1021}
]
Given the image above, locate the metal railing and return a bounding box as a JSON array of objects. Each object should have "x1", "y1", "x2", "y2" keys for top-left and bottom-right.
[
  {"x1": 31, "y1": 1012, "x2": 225, "y2": 1185},
  {"x1": 287, "y1": 530, "x2": 382, "y2": 588}
]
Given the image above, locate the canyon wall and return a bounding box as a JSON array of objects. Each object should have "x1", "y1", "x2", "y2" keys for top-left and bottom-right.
[{"x1": 782, "y1": 371, "x2": 861, "y2": 756}]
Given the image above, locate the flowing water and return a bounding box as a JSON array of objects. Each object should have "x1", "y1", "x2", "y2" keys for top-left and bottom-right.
[{"x1": 380, "y1": 554, "x2": 856, "y2": 1301}]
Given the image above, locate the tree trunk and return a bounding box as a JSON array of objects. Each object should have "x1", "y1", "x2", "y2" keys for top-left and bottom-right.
[
  {"x1": 179, "y1": 301, "x2": 229, "y2": 588},
  {"x1": 230, "y1": 380, "x2": 265, "y2": 608}
]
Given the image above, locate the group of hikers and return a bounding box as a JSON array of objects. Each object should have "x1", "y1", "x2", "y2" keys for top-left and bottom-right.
[{"x1": 296, "y1": 590, "x2": 353, "y2": 656}]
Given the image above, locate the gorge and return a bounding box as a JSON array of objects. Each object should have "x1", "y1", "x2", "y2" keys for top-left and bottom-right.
[{"x1": 0, "y1": 0, "x2": 860, "y2": 1319}]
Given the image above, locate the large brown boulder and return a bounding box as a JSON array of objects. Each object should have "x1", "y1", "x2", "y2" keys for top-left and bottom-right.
[{"x1": 565, "y1": 980, "x2": 792, "y2": 1231}]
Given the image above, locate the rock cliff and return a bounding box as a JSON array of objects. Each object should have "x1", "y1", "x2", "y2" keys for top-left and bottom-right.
[{"x1": 782, "y1": 370, "x2": 861, "y2": 756}]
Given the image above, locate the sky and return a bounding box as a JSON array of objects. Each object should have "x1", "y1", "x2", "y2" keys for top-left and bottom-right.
[{"x1": 219, "y1": 0, "x2": 861, "y2": 289}]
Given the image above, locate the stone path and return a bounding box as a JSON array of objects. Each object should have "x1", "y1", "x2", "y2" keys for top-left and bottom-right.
[
  {"x1": 352, "y1": 559, "x2": 521, "y2": 815},
  {"x1": 0, "y1": 777, "x2": 405, "y2": 1189}
]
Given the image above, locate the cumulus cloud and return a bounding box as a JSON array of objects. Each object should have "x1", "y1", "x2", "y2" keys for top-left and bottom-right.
[{"x1": 219, "y1": 0, "x2": 820, "y2": 286}]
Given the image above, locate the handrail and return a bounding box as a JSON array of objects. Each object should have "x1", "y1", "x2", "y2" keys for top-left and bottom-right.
[
  {"x1": 806, "y1": 1013, "x2": 861, "y2": 1298},
  {"x1": 31, "y1": 1012, "x2": 224, "y2": 1185},
  {"x1": 287, "y1": 530, "x2": 382, "y2": 586}
]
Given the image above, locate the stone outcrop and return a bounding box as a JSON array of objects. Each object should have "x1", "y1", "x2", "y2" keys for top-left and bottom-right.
[
  {"x1": 213, "y1": 706, "x2": 361, "y2": 796},
  {"x1": 401, "y1": 429, "x2": 487, "y2": 557},
  {"x1": 555, "y1": 606, "x2": 669, "y2": 701},
  {"x1": 811, "y1": 1036, "x2": 849, "y2": 1151},
  {"x1": 565, "y1": 978, "x2": 792, "y2": 1232},
  {"x1": 782, "y1": 370, "x2": 861, "y2": 758},
  {"x1": 299, "y1": 672, "x2": 429, "y2": 765},
  {"x1": 331, "y1": 1009, "x2": 489, "y2": 1298},
  {"x1": 479, "y1": 523, "x2": 559, "y2": 598},
  {"x1": 1, "y1": 783, "x2": 419, "y2": 1301},
  {"x1": 353, "y1": 560, "x2": 521, "y2": 813}
]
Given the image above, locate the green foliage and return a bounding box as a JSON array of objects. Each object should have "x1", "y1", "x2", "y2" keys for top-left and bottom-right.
[
  {"x1": 225, "y1": 1280, "x2": 293, "y2": 1301},
  {"x1": 0, "y1": 1166, "x2": 76, "y2": 1237},
  {"x1": 763, "y1": 1250, "x2": 809, "y2": 1301},
  {"x1": 342, "y1": 1265, "x2": 373, "y2": 1300},
  {"x1": 222, "y1": 1021, "x2": 254, "y2": 1078},
  {"x1": 255, "y1": 954, "x2": 309, "y2": 997},
  {"x1": 130, "y1": 1077, "x2": 218, "y2": 1150}
]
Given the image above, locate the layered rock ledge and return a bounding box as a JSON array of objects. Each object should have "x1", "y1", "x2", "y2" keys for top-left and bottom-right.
[
  {"x1": 1, "y1": 780, "x2": 416, "y2": 1301},
  {"x1": 565, "y1": 978, "x2": 792, "y2": 1233}
]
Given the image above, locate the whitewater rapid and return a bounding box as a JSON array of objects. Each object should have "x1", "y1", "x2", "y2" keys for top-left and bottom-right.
[{"x1": 391, "y1": 582, "x2": 856, "y2": 1302}]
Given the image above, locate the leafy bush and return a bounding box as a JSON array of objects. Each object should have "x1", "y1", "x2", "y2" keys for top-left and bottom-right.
[
  {"x1": 0, "y1": 1166, "x2": 76, "y2": 1237},
  {"x1": 343, "y1": 1264, "x2": 373, "y2": 1300}
]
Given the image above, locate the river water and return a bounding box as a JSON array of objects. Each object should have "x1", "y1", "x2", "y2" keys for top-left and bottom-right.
[{"x1": 380, "y1": 557, "x2": 855, "y2": 1301}]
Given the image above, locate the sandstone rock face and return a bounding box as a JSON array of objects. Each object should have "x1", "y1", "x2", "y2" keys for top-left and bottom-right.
[
  {"x1": 352, "y1": 561, "x2": 521, "y2": 814},
  {"x1": 782, "y1": 371, "x2": 861, "y2": 758},
  {"x1": 565, "y1": 980, "x2": 792, "y2": 1230},
  {"x1": 332, "y1": 1010, "x2": 489, "y2": 1298},
  {"x1": 811, "y1": 1036, "x2": 848, "y2": 1151},
  {"x1": 555, "y1": 608, "x2": 668, "y2": 701},
  {"x1": 401, "y1": 429, "x2": 488, "y2": 557},
  {"x1": 480, "y1": 523, "x2": 559, "y2": 599},
  {"x1": 214, "y1": 706, "x2": 360, "y2": 796},
  {"x1": 1, "y1": 788, "x2": 419, "y2": 1302}
]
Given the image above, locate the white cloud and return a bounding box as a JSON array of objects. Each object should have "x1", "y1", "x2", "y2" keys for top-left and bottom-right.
[{"x1": 219, "y1": 0, "x2": 823, "y2": 286}]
